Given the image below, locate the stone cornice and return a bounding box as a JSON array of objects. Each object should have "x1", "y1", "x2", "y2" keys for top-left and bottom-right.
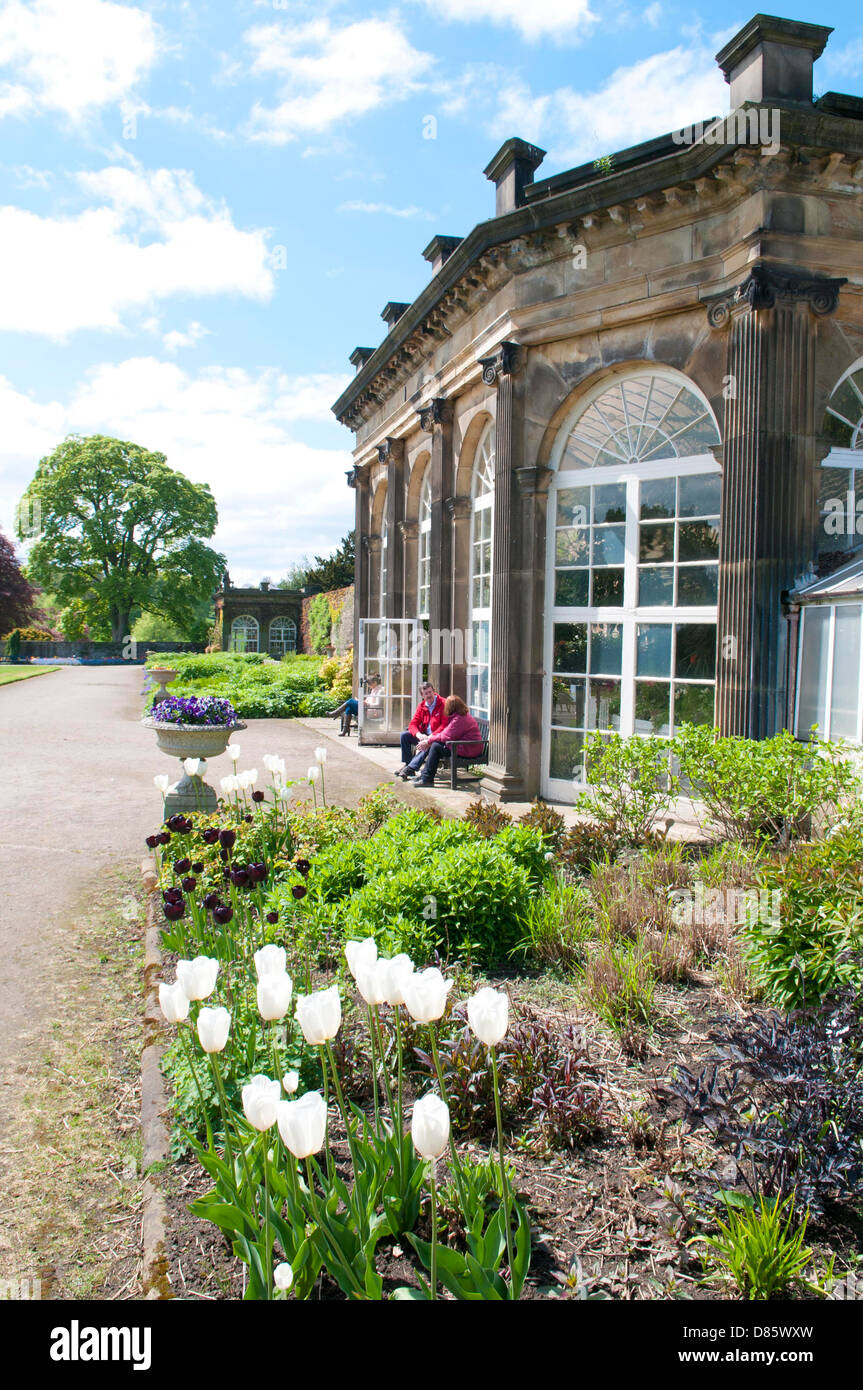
[
  {"x1": 705, "y1": 263, "x2": 847, "y2": 326},
  {"x1": 331, "y1": 105, "x2": 863, "y2": 431},
  {"x1": 515, "y1": 465, "x2": 554, "y2": 495}
]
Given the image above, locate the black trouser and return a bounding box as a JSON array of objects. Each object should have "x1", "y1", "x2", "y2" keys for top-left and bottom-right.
[
  {"x1": 408, "y1": 741, "x2": 449, "y2": 781},
  {"x1": 400, "y1": 730, "x2": 418, "y2": 764}
]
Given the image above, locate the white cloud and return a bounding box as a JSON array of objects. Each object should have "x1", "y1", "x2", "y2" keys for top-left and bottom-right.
[
  {"x1": 162, "y1": 321, "x2": 209, "y2": 354},
  {"x1": 494, "y1": 43, "x2": 727, "y2": 164},
  {"x1": 0, "y1": 0, "x2": 159, "y2": 122},
  {"x1": 244, "y1": 17, "x2": 434, "y2": 142},
  {"x1": 338, "y1": 200, "x2": 433, "y2": 220},
  {"x1": 643, "y1": 3, "x2": 662, "y2": 27},
  {"x1": 418, "y1": 0, "x2": 596, "y2": 43},
  {"x1": 0, "y1": 359, "x2": 354, "y2": 579},
  {"x1": 0, "y1": 163, "x2": 275, "y2": 338},
  {"x1": 823, "y1": 38, "x2": 863, "y2": 78}
]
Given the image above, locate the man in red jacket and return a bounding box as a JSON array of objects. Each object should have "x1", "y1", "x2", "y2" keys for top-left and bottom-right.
[
  {"x1": 407, "y1": 695, "x2": 484, "y2": 787},
  {"x1": 394, "y1": 680, "x2": 446, "y2": 778}
]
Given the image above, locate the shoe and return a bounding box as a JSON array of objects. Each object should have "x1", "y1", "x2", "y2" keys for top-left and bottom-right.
[
  {"x1": 411, "y1": 777, "x2": 434, "y2": 787},
  {"x1": 393, "y1": 765, "x2": 406, "y2": 778}
]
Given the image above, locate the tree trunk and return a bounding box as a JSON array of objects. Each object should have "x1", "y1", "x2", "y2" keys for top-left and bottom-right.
[{"x1": 110, "y1": 608, "x2": 131, "y2": 643}]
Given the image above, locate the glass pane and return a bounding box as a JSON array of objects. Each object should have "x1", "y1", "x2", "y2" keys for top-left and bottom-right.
[
  {"x1": 634, "y1": 681, "x2": 671, "y2": 734},
  {"x1": 550, "y1": 678, "x2": 586, "y2": 728},
  {"x1": 830, "y1": 606, "x2": 861, "y2": 739},
  {"x1": 556, "y1": 487, "x2": 590, "y2": 527},
  {"x1": 592, "y1": 525, "x2": 626, "y2": 566},
  {"x1": 591, "y1": 568, "x2": 624, "y2": 606},
  {"x1": 593, "y1": 484, "x2": 626, "y2": 524},
  {"x1": 587, "y1": 679, "x2": 621, "y2": 731},
  {"x1": 472, "y1": 620, "x2": 490, "y2": 664},
  {"x1": 679, "y1": 473, "x2": 721, "y2": 517},
  {"x1": 553, "y1": 623, "x2": 587, "y2": 674},
  {"x1": 674, "y1": 683, "x2": 715, "y2": 728},
  {"x1": 678, "y1": 519, "x2": 719, "y2": 562},
  {"x1": 638, "y1": 566, "x2": 674, "y2": 606},
  {"x1": 639, "y1": 522, "x2": 674, "y2": 562},
  {"x1": 637, "y1": 623, "x2": 672, "y2": 676},
  {"x1": 555, "y1": 569, "x2": 589, "y2": 606},
  {"x1": 819, "y1": 467, "x2": 850, "y2": 511},
  {"x1": 556, "y1": 527, "x2": 590, "y2": 564},
  {"x1": 549, "y1": 728, "x2": 585, "y2": 781},
  {"x1": 590, "y1": 621, "x2": 623, "y2": 674},
  {"x1": 796, "y1": 607, "x2": 830, "y2": 737},
  {"x1": 675, "y1": 624, "x2": 717, "y2": 680},
  {"x1": 640, "y1": 477, "x2": 675, "y2": 519},
  {"x1": 677, "y1": 565, "x2": 718, "y2": 605}
]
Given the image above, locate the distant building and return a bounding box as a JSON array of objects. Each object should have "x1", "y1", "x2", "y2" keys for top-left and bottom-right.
[
  {"x1": 333, "y1": 14, "x2": 863, "y2": 801},
  {"x1": 214, "y1": 575, "x2": 302, "y2": 656}
]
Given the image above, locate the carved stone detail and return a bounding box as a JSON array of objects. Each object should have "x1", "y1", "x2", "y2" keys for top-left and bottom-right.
[
  {"x1": 706, "y1": 265, "x2": 846, "y2": 327},
  {"x1": 515, "y1": 465, "x2": 553, "y2": 495},
  {"x1": 416, "y1": 397, "x2": 450, "y2": 432},
  {"x1": 478, "y1": 340, "x2": 519, "y2": 386},
  {"x1": 376, "y1": 436, "x2": 405, "y2": 464}
]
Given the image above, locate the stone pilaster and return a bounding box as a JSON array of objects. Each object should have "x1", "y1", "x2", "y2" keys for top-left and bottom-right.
[
  {"x1": 350, "y1": 465, "x2": 371, "y2": 685},
  {"x1": 422, "y1": 400, "x2": 454, "y2": 691},
  {"x1": 399, "y1": 518, "x2": 419, "y2": 626},
  {"x1": 379, "y1": 438, "x2": 406, "y2": 620},
  {"x1": 710, "y1": 265, "x2": 845, "y2": 737}
]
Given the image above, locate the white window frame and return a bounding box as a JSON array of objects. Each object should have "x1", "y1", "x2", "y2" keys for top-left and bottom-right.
[
  {"x1": 230, "y1": 614, "x2": 260, "y2": 653},
  {"x1": 795, "y1": 601, "x2": 863, "y2": 744},
  {"x1": 417, "y1": 471, "x2": 432, "y2": 620},
  {"x1": 379, "y1": 516, "x2": 388, "y2": 619},
  {"x1": 467, "y1": 424, "x2": 495, "y2": 721},
  {"x1": 268, "y1": 616, "x2": 297, "y2": 657}
]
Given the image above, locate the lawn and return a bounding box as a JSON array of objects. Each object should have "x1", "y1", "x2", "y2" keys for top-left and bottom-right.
[
  {"x1": 145, "y1": 726, "x2": 863, "y2": 1302},
  {"x1": 0, "y1": 663, "x2": 59, "y2": 685}
]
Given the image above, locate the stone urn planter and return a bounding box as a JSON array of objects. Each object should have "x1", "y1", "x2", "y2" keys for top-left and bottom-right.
[
  {"x1": 147, "y1": 666, "x2": 178, "y2": 700},
  {"x1": 143, "y1": 716, "x2": 246, "y2": 815}
]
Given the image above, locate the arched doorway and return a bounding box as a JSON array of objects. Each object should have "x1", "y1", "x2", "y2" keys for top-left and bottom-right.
[{"x1": 542, "y1": 368, "x2": 722, "y2": 800}]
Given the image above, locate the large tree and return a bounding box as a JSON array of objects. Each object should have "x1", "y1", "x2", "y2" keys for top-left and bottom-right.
[
  {"x1": 0, "y1": 528, "x2": 39, "y2": 634},
  {"x1": 19, "y1": 435, "x2": 225, "y2": 641},
  {"x1": 303, "y1": 531, "x2": 355, "y2": 592}
]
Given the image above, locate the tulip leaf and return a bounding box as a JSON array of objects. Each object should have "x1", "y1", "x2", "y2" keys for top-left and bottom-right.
[{"x1": 391, "y1": 1286, "x2": 428, "y2": 1300}]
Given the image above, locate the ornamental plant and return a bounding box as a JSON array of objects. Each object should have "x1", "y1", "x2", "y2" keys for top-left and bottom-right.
[{"x1": 151, "y1": 694, "x2": 239, "y2": 726}]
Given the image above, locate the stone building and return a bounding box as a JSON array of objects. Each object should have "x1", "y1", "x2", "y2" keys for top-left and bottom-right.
[
  {"x1": 332, "y1": 14, "x2": 863, "y2": 801},
  {"x1": 214, "y1": 576, "x2": 302, "y2": 656}
]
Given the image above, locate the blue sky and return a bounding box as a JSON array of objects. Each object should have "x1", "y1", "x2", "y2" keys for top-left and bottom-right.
[{"x1": 1, "y1": 0, "x2": 861, "y2": 582}]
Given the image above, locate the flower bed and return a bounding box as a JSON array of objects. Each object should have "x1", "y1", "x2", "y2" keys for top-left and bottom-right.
[
  {"x1": 146, "y1": 651, "x2": 345, "y2": 720},
  {"x1": 145, "y1": 738, "x2": 863, "y2": 1301}
]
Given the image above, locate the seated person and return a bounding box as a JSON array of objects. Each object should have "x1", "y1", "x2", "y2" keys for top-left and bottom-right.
[
  {"x1": 329, "y1": 673, "x2": 384, "y2": 736},
  {"x1": 405, "y1": 695, "x2": 484, "y2": 787},
  {"x1": 394, "y1": 680, "x2": 446, "y2": 778}
]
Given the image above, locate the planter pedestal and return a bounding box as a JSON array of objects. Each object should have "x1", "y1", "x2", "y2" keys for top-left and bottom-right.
[
  {"x1": 165, "y1": 760, "x2": 218, "y2": 816},
  {"x1": 142, "y1": 717, "x2": 246, "y2": 817}
]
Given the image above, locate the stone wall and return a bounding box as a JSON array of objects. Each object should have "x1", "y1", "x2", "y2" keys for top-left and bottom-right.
[{"x1": 300, "y1": 585, "x2": 354, "y2": 655}]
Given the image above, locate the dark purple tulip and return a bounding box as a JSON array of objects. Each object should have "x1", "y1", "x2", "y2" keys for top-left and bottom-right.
[
  {"x1": 202, "y1": 828, "x2": 219, "y2": 845},
  {"x1": 219, "y1": 848, "x2": 229, "y2": 863},
  {"x1": 191, "y1": 861, "x2": 204, "y2": 874},
  {"x1": 181, "y1": 876, "x2": 197, "y2": 893},
  {"x1": 167, "y1": 815, "x2": 187, "y2": 832},
  {"x1": 203, "y1": 892, "x2": 221, "y2": 911},
  {"x1": 163, "y1": 900, "x2": 185, "y2": 921},
  {"x1": 295, "y1": 859, "x2": 311, "y2": 877},
  {"x1": 213, "y1": 904, "x2": 233, "y2": 925},
  {"x1": 159, "y1": 832, "x2": 171, "y2": 845},
  {"x1": 229, "y1": 868, "x2": 249, "y2": 887},
  {"x1": 174, "y1": 858, "x2": 192, "y2": 874},
  {"x1": 266, "y1": 911, "x2": 279, "y2": 924},
  {"x1": 252, "y1": 790, "x2": 265, "y2": 803},
  {"x1": 145, "y1": 834, "x2": 159, "y2": 850},
  {"x1": 292, "y1": 884, "x2": 307, "y2": 901},
  {"x1": 218, "y1": 829, "x2": 236, "y2": 850},
  {"x1": 244, "y1": 814, "x2": 254, "y2": 823},
  {"x1": 163, "y1": 887, "x2": 183, "y2": 903},
  {"x1": 247, "y1": 862, "x2": 267, "y2": 883}
]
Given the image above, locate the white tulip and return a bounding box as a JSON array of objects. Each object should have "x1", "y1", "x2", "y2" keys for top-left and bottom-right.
[
  {"x1": 241, "y1": 1074, "x2": 281, "y2": 1131},
  {"x1": 345, "y1": 936, "x2": 377, "y2": 980},
  {"x1": 277, "y1": 1091, "x2": 328, "y2": 1159},
  {"x1": 379, "y1": 953, "x2": 415, "y2": 1007},
  {"x1": 254, "y1": 944, "x2": 287, "y2": 979},
  {"x1": 274, "y1": 1262, "x2": 294, "y2": 1292},
  {"x1": 228, "y1": 744, "x2": 241, "y2": 764},
  {"x1": 295, "y1": 985, "x2": 341, "y2": 1044},
  {"x1": 411, "y1": 1092, "x2": 450, "y2": 1159},
  {"x1": 282, "y1": 1070, "x2": 299, "y2": 1094},
  {"x1": 403, "y1": 968, "x2": 453, "y2": 1024},
  {"x1": 175, "y1": 956, "x2": 219, "y2": 1002},
  {"x1": 153, "y1": 773, "x2": 170, "y2": 794},
  {"x1": 278, "y1": 785, "x2": 291, "y2": 803},
  {"x1": 263, "y1": 754, "x2": 280, "y2": 772},
  {"x1": 197, "y1": 1006, "x2": 231, "y2": 1054},
  {"x1": 257, "y1": 971, "x2": 294, "y2": 1022},
  {"x1": 355, "y1": 958, "x2": 388, "y2": 1008},
  {"x1": 307, "y1": 766, "x2": 320, "y2": 784},
  {"x1": 467, "y1": 986, "x2": 509, "y2": 1047},
  {"x1": 239, "y1": 768, "x2": 258, "y2": 790},
  {"x1": 314, "y1": 746, "x2": 327, "y2": 765},
  {"x1": 220, "y1": 774, "x2": 238, "y2": 796},
  {"x1": 158, "y1": 980, "x2": 190, "y2": 1024},
  {"x1": 184, "y1": 757, "x2": 205, "y2": 778}
]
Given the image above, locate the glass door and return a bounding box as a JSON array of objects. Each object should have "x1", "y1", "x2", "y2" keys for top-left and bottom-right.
[{"x1": 357, "y1": 618, "x2": 421, "y2": 745}]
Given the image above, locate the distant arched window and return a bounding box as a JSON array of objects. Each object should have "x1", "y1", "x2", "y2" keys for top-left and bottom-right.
[
  {"x1": 269, "y1": 617, "x2": 297, "y2": 657},
  {"x1": 417, "y1": 470, "x2": 432, "y2": 620},
  {"x1": 230, "y1": 614, "x2": 259, "y2": 653},
  {"x1": 380, "y1": 516, "x2": 388, "y2": 618}
]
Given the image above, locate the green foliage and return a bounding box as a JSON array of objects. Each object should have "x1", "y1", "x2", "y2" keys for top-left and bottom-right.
[
  {"x1": 583, "y1": 937, "x2": 657, "y2": 1038},
  {"x1": 518, "y1": 799, "x2": 566, "y2": 851},
  {"x1": 462, "y1": 798, "x2": 512, "y2": 837},
  {"x1": 309, "y1": 592, "x2": 332, "y2": 653},
  {"x1": 578, "y1": 731, "x2": 675, "y2": 844},
  {"x1": 521, "y1": 879, "x2": 596, "y2": 972},
  {"x1": 19, "y1": 434, "x2": 224, "y2": 641},
  {"x1": 302, "y1": 532, "x2": 355, "y2": 591},
  {"x1": 148, "y1": 650, "x2": 341, "y2": 719},
  {"x1": 694, "y1": 1194, "x2": 814, "y2": 1300},
  {"x1": 744, "y1": 830, "x2": 863, "y2": 1008},
  {"x1": 675, "y1": 724, "x2": 859, "y2": 846}
]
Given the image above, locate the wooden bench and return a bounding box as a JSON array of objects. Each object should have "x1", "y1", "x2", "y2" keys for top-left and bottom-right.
[{"x1": 448, "y1": 718, "x2": 490, "y2": 790}]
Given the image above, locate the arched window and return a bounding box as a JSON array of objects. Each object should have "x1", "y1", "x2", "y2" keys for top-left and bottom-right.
[
  {"x1": 417, "y1": 470, "x2": 432, "y2": 620},
  {"x1": 819, "y1": 361, "x2": 863, "y2": 556},
  {"x1": 468, "y1": 424, "x2": 495, "y2": 720},
  {"x1": 269, "y1": 616, "x2": 297, "y2": 658},
  {"x1": 230, "y1": 614, "x2": 259, "y2": 653},
  {"x1": 379, "y1": 516, "x2": 388, "y2": 618},
  {"x1": 544, "y1": 370, "x2": 721, "y2": 797}
]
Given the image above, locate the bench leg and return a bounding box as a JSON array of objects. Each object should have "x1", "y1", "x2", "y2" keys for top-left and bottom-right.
[{"x1": 450, "y1": 754, "x2": 457, "y2": 790}]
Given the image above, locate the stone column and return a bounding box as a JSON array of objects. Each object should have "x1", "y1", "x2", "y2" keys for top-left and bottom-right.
[
  {"x1": 379, "y1": 437, "x2": 406, "y2": 621},
  {"x1": 709, "y1": 266, "x2": 845, "y2": 737},
  {"x1": 421, "y1": 399, "x2": 454, "y2": 691},
  {"x1": 367, "y1": 535, "x2": 383, "y2": 621},
  {"x1": 399, "y1": 519, "x2": 419, "y2": 624},
  {"x1": 349, "y1": 465, "x2": 370, "y2": 685}
]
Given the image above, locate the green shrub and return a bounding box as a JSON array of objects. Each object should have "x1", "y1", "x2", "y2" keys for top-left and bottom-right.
[
  {"x1": 462, "y1": 799, "x2": 512, "y2": 837},
  {"x1": 493, "y1": 824, "x2": 551, "y2": 887},
  {"x1": 694, "y1": 1194, "x2": 814, "y2": 1300},
  {"x1": 744, "y1": 831, "x2": 863, "y2": 1008},
  {"x1": 518, "y1": 799, "x2": 566, "y2": 851},
  {"x1": 306, "y1": 841, "x2": 370, "y2": 901},
  {"x1": 521, "y1": 881, "x2": 596, "y2": 972},
  {"x1": 578, "y1": 731, "x2": 675, "y2": 844},
  {"x1": 309, "y1": 592, "x2": 332, "y2": 653}
]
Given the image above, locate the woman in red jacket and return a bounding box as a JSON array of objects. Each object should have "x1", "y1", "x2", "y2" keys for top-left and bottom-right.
[{"x1": 407, "y1": 695, "x2": 484, "y2": 787}]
